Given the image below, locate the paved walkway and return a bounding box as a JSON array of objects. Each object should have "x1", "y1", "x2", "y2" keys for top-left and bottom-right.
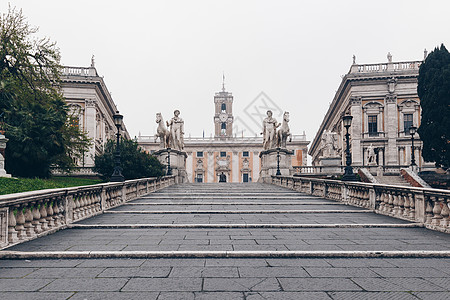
[{"x1": 1, "y1": 183, "x2": 450, "y2": 299}]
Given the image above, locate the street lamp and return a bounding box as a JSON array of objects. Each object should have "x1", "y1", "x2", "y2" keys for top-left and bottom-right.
[
  {"x1": 276, "y1": 147, "x2": 281, "y2": 176},
  {"x1": 110, "y1": 110, "x2": 124, "y2": 182},
  {"x1": 409, "y1": 126, "x2": 417, "y2": 166},
  {"x1": 167, "y1": 147, "x2": 172, "y2": 175},
  {"x1": 342, "y1": 115, "x2": 357, "y2": 181}
]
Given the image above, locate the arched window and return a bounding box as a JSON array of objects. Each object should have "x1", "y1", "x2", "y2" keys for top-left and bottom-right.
[
  {"x1": 221, "y1": 122, "x2": 226, "y2": 135},
  {"x1": 221, "y1": 103, "x2": 226, "y2": 112}
]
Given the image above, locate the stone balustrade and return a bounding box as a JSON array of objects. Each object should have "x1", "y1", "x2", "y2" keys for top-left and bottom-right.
[
  {"x1": 268, "y1": 175, "x2": 450, "y2": 233},
  {"x1": 0, "y1": 176, "x2": 175, "y2": 249}
]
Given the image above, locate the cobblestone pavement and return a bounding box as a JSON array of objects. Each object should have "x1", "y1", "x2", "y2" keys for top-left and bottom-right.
[{"x1": 1, "y1": 183, "x2": 450, "y2": 299}]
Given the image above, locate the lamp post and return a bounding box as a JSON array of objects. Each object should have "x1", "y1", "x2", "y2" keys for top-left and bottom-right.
[
  {"x1": 342, "y1": 115, "x2": 357, "y2": 181},
  {"x1": 110, "y1": 111, "x2": 124, "y2": 182},
  {"x1": 409, "y1": 126, "x2": 417, "y2": 166},
  {"x1": 167, "y1": 147, "x2": 172, "y2": 175},
  {"x1": 276, "y1": 147, "x2": 281, "y2": 176}
]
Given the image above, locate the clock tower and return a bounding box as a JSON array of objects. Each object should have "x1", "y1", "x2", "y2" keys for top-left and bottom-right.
[{"x1": 214, "y1": 75, "x2": 234, "y2": 139}]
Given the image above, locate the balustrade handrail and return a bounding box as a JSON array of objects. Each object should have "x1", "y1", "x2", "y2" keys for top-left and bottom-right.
[
  {"x1": 0, "y1": 176, "x2": 176, "y2": 249},
  {"x1": 266, "y1": 175, "x2": 450, "y2": 234}
]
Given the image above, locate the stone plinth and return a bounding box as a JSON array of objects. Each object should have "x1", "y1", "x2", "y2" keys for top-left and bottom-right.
[
  {"x1": 154, "y1": 149, "x2": 188, "y2": 183},
  {"x1": 0, "y1": 135, "x2": 11, "y2": 178},
  {"x1": 317, "y1": 156, "x2": 342, "y2": 175},
  {"x1": 258, "y1": 148, "x2": 293, "y2": 181}
]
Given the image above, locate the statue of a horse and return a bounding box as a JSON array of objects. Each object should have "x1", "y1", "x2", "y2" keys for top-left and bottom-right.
[
  {"x1": 277, "y1": 111, "x2": 292, "y2": 148},
  {"x1": 155, "y1": 113, "x2": 170, "y2": 148}
]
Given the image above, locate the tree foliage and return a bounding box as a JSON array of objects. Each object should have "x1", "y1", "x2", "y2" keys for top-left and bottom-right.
[
  {"x1": 417, "y1": 44, "x2": 450, "y2": 169},
  {"x1": 94, "y1": 139, "x2": 165, "y2": 181},
  {"x1": 0, "y1": 6, "x2": 90, "y2": 177}
]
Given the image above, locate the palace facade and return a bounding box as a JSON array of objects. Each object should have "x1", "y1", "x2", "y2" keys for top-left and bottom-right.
[
  {"x1": 138, "y1": 86, "x2": 309, "y2": 183},
  {"x1": 60, "y1": 61, "x2": 130, "y2": 168},
  {"x1": 309, "y1": 53, "x2": 431, "y2": 169}
]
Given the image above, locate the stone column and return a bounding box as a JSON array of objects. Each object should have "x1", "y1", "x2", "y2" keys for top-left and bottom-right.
[
  {"x1": 350, "y1": 97, "x2": 363, "y2": 165},
  {"x1": 385, "y1": 94, "x2": 398, "y2": 165},
  {"x1": 0, "y1": 134, "x2": 11, "y2": 178}
]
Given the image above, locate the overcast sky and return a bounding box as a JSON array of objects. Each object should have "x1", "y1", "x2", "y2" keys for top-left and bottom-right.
[{"x1": 3, "y1": 0, "x2": 450, "y2": 146}]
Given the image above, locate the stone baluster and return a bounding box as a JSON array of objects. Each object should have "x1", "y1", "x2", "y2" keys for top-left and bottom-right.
[
  {"x1": 392, "y1": 193, "x2": 399, "y2": 216},
  {"x1": 431, "y1": 197, "x2": 442, "y2": 226},
  {"x1": 73, "y1": 196, "x2": 81, "y2": 220},
  {"x1": 31, "y1": 203, "x2": 42, "y2": 234},
  {"x1": 403, "y1": 193, "x2": 410, "y2": 218},
  {"x1": 387, "y1": 193, "x2": 394, "y2": 214},
  {"x1": 24, "y1": 205, "x2": 35, "y2": 238},
  {"x1": 15, "y1": 205, "x2": 26, "y2": 240},
  {"x1": 8, "y1": 207, "x2": 19, "y2": 243},
  {"x1": 409, "y1": 193, "x2": 416, "y2": 220},
  {"x1": 440, "y1": 198, "x2": 449, "y2": 228},
  {"x1": 53, "y1": 199, "x2": 61, "y2": 227},
  {"x1": 46, "y1": 200, "x2": 55, "y2": 228},
  {"x1": 79, "y1": 193, "x2": 86, "y2": 217},
  {"x1": 38, "y1": 200, "x2": 49, "y2": 231},
  {"x1": 425, "y1": 197, "x2": 434, "y2": 224},
  {"x1": 397, "y1": 193, "x2": 405, "y2": 217}
]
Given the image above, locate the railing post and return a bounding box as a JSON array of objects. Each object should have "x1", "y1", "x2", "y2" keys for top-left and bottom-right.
[
  {"x1": 342, "y1": 183, "x2": 349, "y2": 203},
  {"x1": 414, "y1": 191, "x2": 426, "y2": 223},
  {"x1": 64, "y1": 192, "x2": 73, "y2": 225},
  {"x1": 100, "y1": 186, "x2": 106, "y2": 212},
  {"x1": 369, "y1": 187, "x2": 376, "y2": 209},
  {"x1": 122, "y1": 183, "x2": 127, "y2": 203},
  {"x1": 2, "y1": 207, "x2": 11, "y2": 246}
]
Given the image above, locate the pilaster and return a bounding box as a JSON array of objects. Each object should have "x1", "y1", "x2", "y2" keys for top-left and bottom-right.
[
  {"x1": 350, "y1": 97, "x2": 363, "y2": 165},
  {"x1": 385, "y1": 94, "x2": 398, "y2": 165}
]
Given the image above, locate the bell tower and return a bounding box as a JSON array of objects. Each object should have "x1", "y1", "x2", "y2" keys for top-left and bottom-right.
[{"x1": 214, "y1": 74, "x2": 233, "y2": 139}]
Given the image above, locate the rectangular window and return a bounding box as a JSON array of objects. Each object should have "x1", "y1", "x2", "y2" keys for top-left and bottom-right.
[
  {"x1": 220, "y1": 151, "x2": 226, "y2": 157},
  {"x1": 404, "y1": 114, "x2": 413, "y2": 132},
  {"x1": 242, "y1": 151, "x2": 249, "y2": 157},
  {"x1": 368, "y1": 115, "x2": 378, "y2": 136},
  {"x1": 197, "y1": 151, "x2": 203, "y2": 157}
]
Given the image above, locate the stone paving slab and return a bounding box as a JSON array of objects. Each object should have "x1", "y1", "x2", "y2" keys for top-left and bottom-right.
[
  {"x1": 7, "y1": 227, "x2": 450, "y2": 252},
  {"x1": 0, "y1": 258, "x2": 449, "y2": 298},
  {"x1": 77, "y1": 212, "x2": 411, "y2": 225}
]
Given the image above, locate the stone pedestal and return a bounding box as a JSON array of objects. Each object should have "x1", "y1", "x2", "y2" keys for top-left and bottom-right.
[
  {"x1": 0, "y1": 135, "x2": 11, "y2": 178},
  {"x1": 154, "y1": 149, "x2": 188, "y2": 183},
  {"x1": 318, "y1": 156, "x2": 342, "y2": 175},
  {"x1": 258, "y1": 148, "x2": 293, "y2": 181}
]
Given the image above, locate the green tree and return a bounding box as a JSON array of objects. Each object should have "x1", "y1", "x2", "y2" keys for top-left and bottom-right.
[
  {"x1": 0, "y1": 7, "x2": 90, "y2": 177},
  {"x1": 417, "y1": 44, "x2": 450, "y2": 169},
  {"x1": 94, "y1": 139, "x2": 165, "y2": 181}
]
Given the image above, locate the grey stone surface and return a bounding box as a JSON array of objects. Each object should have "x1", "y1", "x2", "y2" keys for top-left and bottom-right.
[
  {"x1": 122, "y1": 278, "x2": 202, "y2": 291},
  {"x1": 0, "y1": 292, "x2": 74, "y2": 300},
  {"x1": 41, "y1": 278, "x2": 129, "y2": 292}
]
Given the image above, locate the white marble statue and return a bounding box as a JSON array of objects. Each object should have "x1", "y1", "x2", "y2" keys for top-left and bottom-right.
[
  {"x1": 167, "y1": 110, "x2": 184, "y2": 151},
  {"x1": 276, "y1": 111, "x2": 292, "y2": 148},
  {"x1": 155, "y1": 113, "x2": 170, "y2": 148},
  {"x1": 321, "y1": 130, "x2": 338, "y2": 157},
  {"x1": 262, "y1": 110, "x2": 279, "y2": 150},
  {"x1": 367, "y1": 143, "x2": 377, "y2": 166}
]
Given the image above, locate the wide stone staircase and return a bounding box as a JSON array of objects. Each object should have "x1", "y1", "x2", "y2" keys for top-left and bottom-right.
[{"x1": 1, "y1": 183, "x2": 450, "y2": 299}]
